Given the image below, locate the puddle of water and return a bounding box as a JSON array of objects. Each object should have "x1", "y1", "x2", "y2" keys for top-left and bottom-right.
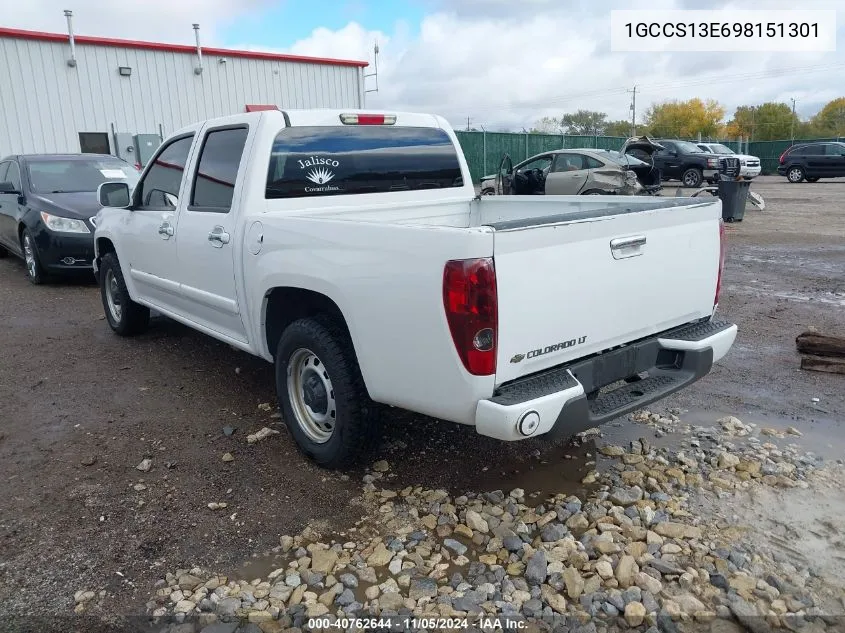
[{"x1": 457, "y1": 441, "x2": 597, "y2": 500}]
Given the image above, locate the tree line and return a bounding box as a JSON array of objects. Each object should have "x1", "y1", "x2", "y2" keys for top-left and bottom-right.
[{"x1": 529, "y1": 97, "x2": 845, "y2": 141}]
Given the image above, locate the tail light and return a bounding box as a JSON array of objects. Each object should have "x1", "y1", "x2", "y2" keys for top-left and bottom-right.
[
  {"x1": 715, "y1": 219, "x2": 726, "y2": 307},
  {"x1": 339, "y1": 113, "x2": 397, "y2": 125},
  {"x1": 443, "y1": 258, "x2": 498, "y2": 376},
  {"x1": 778, "y1": 150, "x2": 787, "y2": 164}
]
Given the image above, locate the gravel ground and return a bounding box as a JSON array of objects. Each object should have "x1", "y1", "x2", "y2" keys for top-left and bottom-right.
[{"x1": 0, "y1": 176, "x2": 843, "y2": 630}]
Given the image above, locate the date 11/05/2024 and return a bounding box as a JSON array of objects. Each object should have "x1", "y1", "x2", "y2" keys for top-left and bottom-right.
[{"x1": 306, "y1": 616, "x2": 528, "y2": 629}]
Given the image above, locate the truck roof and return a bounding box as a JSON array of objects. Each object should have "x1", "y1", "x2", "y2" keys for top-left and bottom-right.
[{"x1": 171, "y1": 109, "x2": 449, "y2": 138}]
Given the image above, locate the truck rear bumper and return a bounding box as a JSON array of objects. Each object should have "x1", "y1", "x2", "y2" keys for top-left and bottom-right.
[{"x1": 475, "y1": 319, "x2": 737, "y2": 441}]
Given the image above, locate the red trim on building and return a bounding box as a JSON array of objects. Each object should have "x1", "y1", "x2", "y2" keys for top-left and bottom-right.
[
  {"x1": 245, "y1": 105, "x2": 279, "y2": 112},
  {"x1": 0, "y1": 27, "x2": 368, "y2": 68}
]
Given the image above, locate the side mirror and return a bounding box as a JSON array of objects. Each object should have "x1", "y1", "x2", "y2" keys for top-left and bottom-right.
[
  {"x1": 98, "y1": 181, "x2": 131, "y2": 208},
  {"x1": 0, "y1": 181, "x2": 19, "y2": 194}
]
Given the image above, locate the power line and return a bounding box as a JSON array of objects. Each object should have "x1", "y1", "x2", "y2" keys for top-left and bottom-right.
[{"x1": 462, "y1": 61, "x2": 845, "y2": 119}]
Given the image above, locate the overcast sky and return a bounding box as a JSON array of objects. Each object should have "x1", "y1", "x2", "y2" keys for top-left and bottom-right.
[{"x1": 7, "y1": 0, "x2": 845, "y2": 131}]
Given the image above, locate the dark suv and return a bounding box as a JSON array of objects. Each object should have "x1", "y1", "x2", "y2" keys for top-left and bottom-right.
[
  {"x1": 652, "y1": 139, "x2": 720, "y2": 187},
  {"x1": 777, "y1": 142, "x2": 845, "y2": 183}
]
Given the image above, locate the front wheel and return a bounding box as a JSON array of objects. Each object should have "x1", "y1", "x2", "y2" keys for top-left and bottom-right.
[
  {"x1": 786, "y1": 166, "x2": 805, "y2": 183},
  {"x1": 99, "y1": 252, "x2": 150, "y2": 336},
  {"x1": 21, "y1": 229, "x2": 47, "y2": 285},
  {"x1": 681, "y1": 168, "x2": 703, "y2": 188},
  {"x1": 276, "y1": 317, "x2": 380, "y2": 468}
]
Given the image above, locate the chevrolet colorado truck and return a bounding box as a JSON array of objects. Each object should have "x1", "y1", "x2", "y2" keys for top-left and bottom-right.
[{"x1": 92, "y1": 109, "x2": 737, "y2": 468}]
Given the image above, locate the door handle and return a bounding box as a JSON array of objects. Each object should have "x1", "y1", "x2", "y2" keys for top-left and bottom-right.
[
  {"x1": 208, "y1": 226, "x2": 230, "y2": 248},
  {"x1": 158, "y1": 222, "x2": 174, "y2": 239},
  {"x1": 610, "y1": 235, "x2": 646, "y2": 260}
]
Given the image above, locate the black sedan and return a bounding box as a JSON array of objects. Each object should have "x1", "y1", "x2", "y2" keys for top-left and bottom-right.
[{"x1": 0, "y1": 154, "x2": 140, "y2": 284}]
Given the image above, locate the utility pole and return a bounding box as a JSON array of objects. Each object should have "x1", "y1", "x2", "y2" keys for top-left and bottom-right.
[
  {"x1": 790, "y1": 98, "x2": 796, "y2": 145},
  {"x1": 466, "y1": 116, "x2": 472, "y2": 132},
  {"x1": 627, "y1": 85, "x2": 637, "y2": 137}
]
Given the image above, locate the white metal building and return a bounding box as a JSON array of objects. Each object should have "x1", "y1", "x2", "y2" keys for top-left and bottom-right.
[{"x1": 0, "y1": 20, "x2": 367, "y2": 163}]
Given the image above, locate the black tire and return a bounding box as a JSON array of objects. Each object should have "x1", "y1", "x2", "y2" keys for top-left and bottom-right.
[
  {"x1": 99, "y1": 252, "x2": 150, "y2": 336},
  {"x1": 581, "y1": 189, "x2": 608, "y2": 195},
  {"x1": 480, "y1": 188, "x2": 495, "y2": 196},
  {"x1": 275, "y1": 316, "x2": 380, "y2": 469},
  {"x1": 806, "y1": 177, "x2": 820, "y2": 183},
  {"x1": 0, "y1": 244, "x2": 8, "y2": 258},
  {"x1": 21, "y1": 228, "x2": 47, "y2": 285},
  {"x1": 786, "y1": 166, "x2": 805, "y2": 183},
  {"x1": 681, "y1": 168, "x2": 703, "y2": 188}
]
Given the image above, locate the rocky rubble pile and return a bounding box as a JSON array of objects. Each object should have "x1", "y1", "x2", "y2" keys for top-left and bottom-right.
[{"x1": 140, "y1": 412, "x2": 844, "y2": 632}]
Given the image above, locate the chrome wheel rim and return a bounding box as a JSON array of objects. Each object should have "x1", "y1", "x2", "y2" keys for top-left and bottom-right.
[
  {"x1": 287, "y1": 348, "x2": 336, "y2": 443},
  {"x1": 104, "y1": 269, "x2": 122, "y2": 322},
  {"x1": 788, "y1": 168, "x2": 802, "y2": 182},
  {"x1": 683, "y1": 171, "x2": 698, "y2": 187},
  {"x1": 23, "y1": 235, "x2": 36, "y2": 279}
]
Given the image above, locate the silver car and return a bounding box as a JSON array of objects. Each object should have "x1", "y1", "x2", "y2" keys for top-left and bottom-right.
[{"x1": 480, "y1": 143, "x2": 661, "y2": 196}]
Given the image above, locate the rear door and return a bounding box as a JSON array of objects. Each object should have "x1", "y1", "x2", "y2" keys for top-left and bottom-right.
[
  {"x1": 546, "y1": 153, "x2": 590, "y2": 194},
  {"x1": 0, "y1": 161, "x2": 18, "y2": 251},
  {"x1": 174, "y1": 121, "x2": 251, "y2": 343},
  {"x1": 485, "y1": 197, "x2": 721, "y2": 384},
  {"x1": 803, "y1": 144, "x2": 827, "y2": 176}
]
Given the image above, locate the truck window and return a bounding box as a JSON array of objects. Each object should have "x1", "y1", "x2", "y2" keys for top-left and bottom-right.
[
  {"x1": 190, "y1": 127, "x2": 249, "y2": 212},
  {"x1": 137, "y1": 135, "x2": 194, "y2": 209},
  {"x1": 265, "y1": 126, "x2": 463, "y2": 199}
]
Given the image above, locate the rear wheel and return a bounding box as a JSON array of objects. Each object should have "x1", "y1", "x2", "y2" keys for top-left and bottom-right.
[
  {"x1": 480, "y1": 188, "x2": 495, "y2": 196},
  {"x1": 806, "y1": 177, "x2": 820, "y2": 183},
  {"x1": 681, "y1": 168, "x2": 703, "y2": 188},
  {"x1": 276, "y1": 316, "x2": 380, "y2": 468},
  {"x1": 21, "y1": 229, "x2": 47, "y2": 285},
  {"x1": 581, "y1": 189, "x2": 608, "y2": 195},
  {"x1": 99, "y1": 252, "x2": 150, "y2": 335},
  {"x1": 786, "y1": 166, "x2": 805, "y2": 183}
]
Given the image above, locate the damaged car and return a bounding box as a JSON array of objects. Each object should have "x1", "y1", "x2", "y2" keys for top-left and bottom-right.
[{"x1": 480, "y1": 137, "x2": 663, "y2": 196}]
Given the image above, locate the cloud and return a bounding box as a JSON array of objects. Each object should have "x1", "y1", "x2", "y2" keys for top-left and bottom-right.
[
  {"x1": 3, "y1": 0, "x2": 271, "y2": 45},
  {"x1": 281, "y1": 0, "x2": 845, "y2": 130}
]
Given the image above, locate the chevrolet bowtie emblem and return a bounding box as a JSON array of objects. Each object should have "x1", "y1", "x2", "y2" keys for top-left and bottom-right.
[{"x1": 510, "y1": 353, "x2": 525, "y2": 364}]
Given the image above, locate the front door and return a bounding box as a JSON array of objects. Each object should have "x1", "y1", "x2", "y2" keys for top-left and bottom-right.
[
  {"x1": 824, "y1": 143, "x2": 845, "y2": 176},
  {"x1": 122, "y1": 133, "x2": 195, "y2": 313},
  {"x1": 546, "y1": 153, "x2": 590, "y2": 194},
  {"x1": 174, "y1": 123, "x2": 251, "y2": 343}
]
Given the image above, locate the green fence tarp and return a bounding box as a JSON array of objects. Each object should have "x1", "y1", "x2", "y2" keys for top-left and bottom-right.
[{"x1": 453, "y1": 131, "x2": 843, "y2": 182}]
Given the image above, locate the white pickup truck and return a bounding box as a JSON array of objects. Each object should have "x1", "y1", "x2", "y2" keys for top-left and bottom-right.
[{"x1": 93, "y1": 109, "x2": 737, "y2": 467}]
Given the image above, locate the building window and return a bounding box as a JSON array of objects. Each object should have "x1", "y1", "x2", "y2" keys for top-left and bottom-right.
[{"x1": 79, "y1": 132, "x2": 110, "y2": 154}]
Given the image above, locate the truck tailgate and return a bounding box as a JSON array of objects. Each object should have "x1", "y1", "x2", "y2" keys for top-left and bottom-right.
[{"x1": 487, "y1": 197, "x2": 722, "y2": 385}]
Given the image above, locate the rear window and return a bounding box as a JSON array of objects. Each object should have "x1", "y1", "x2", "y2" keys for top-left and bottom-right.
[
  {"x1": 601, "y1": 151, "x2": 648, "y2": 167},
  {"x1": 265, "y1": 126, "x2": 463, "y2": 199}
]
